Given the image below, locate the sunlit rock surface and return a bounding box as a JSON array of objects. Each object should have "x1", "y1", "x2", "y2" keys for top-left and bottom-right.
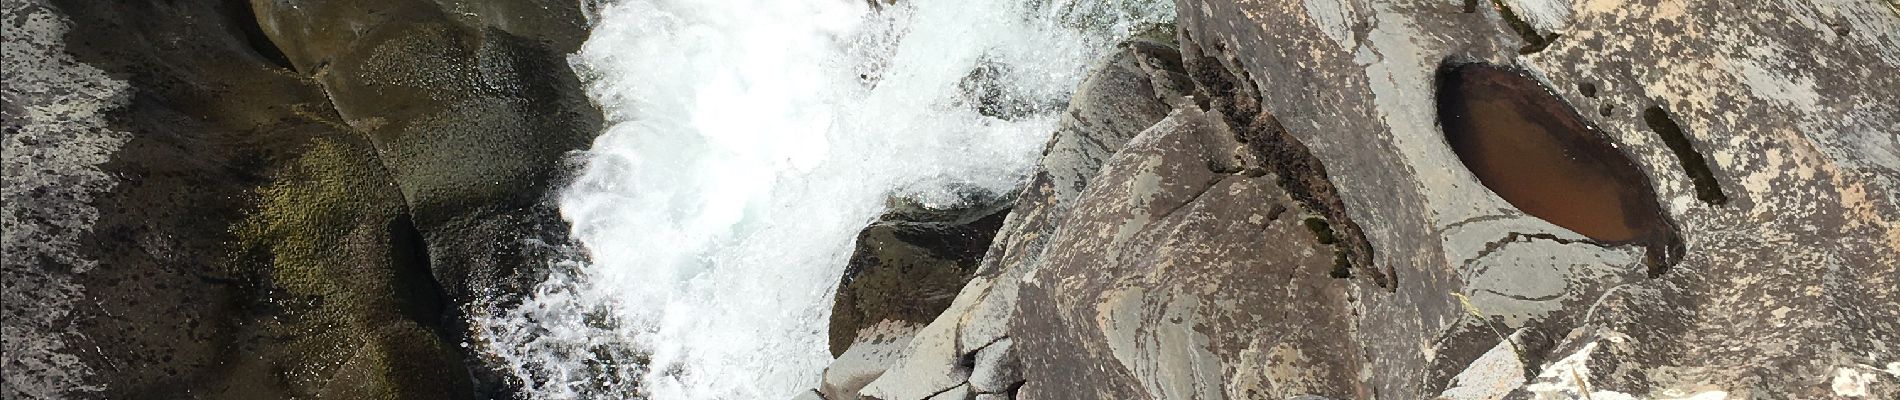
[
  {"x1": 1173, "y1": 0, "x2": 1900, "y2": 396},
  {"x1": 1012, "y1": 105, "x2": 1361, "y2": 399},
  {"x1": 807, "y1": 0, "x2": 1900, "y2": 398}
]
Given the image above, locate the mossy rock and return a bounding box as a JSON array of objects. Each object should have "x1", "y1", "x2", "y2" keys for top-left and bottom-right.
[
  {"x1": 254, "y1": 0, "x2": 601, "y2": 313},
  {"x1": 18, "y1": 0, "x2": 592, "y2": 397},
  {"x1": 318, "y1": 322, "x2": 471, "y2": 400},
  {"x1": 234, "y1": 136, "x2": 467, "y2": 399},
  {"x1": 422, "y1": 0, "x2": 592, "y2": 52},
  {"x1": 245, "y1": 1, "x2": 602, "y2": 395},
  {"x1": 250, "y1": 0, "x2": 590, "y2": 72},
  {"x1": 254, "y1": 0, "x2": 598, "y2": 227}
]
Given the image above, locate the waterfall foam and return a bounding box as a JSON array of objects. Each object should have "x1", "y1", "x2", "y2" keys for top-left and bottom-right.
[{"x1": 477, "y1": 0, "x2": 1172, "y2": 398}]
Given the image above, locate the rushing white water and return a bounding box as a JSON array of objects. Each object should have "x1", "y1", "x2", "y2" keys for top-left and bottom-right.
[{"x1": 478, "y1": 0, "x2": 1171, "y2": 398}]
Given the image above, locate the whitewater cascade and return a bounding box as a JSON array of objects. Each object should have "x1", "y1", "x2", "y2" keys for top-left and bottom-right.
[{"x1": 478, "y1": 0, "x2": 1173, "y2": 398}]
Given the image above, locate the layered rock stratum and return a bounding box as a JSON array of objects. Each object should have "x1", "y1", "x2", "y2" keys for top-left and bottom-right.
[{"x1": 808, "y1": 0, "x2": 1900, "y2": 399}]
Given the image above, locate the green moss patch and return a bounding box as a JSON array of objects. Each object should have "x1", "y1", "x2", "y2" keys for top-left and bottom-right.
[
  {"x1": 237, "y1": 138, "x2": 402, "y2": 298},
  {"x1": 232, "y1": 136, "x2": 466, "y2": 399}
]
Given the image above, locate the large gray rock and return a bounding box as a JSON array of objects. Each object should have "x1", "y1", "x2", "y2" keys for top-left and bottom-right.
[
  {"x1": 1174, "y1": 0, "x2": 1900, "y2": 397},
  {"x1": 1013, "y1": 105, "x2": 1361, "y2": 399},
  {"x1": 823, "y1": 321, "x2": 925, "y2": 399},
  {"x1": 967, "y1": 338, "x2": 1022, "y2": 394},
  {"x1": 815, "y1": 0, "x2": 1900, "y2": 398}
]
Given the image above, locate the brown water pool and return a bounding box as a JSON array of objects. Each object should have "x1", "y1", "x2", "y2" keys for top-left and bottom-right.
[{"x1": 1436, "y1": 64, "x2": 1679, "y2": 269}]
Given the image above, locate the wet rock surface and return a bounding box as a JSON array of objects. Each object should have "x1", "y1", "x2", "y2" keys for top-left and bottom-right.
[
  {"x1": 821, "y1": 199, "x2": 1009, "y2": 399},
  {"x1": 808, "y1": 35, "x2": 1195, "y2": 400},
  {"x1": 805, "y1": 0, "x2": 1900, "y2": 398},
  {"x1": 1012, "y1": 105, "x2": 1361, "y2": 399},
  {"x1": 250, "y1": 0, "x2": 598, "y2": 307},
  {"x1": 2, "y1": 0, "x2": 597, "y2": 398},
  {"x1": 830, "y1": 198, "x2": 1011, "y2": 357}
]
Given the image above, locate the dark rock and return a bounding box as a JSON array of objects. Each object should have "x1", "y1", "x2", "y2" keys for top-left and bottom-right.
[
  {"x1": 250, "y1": 1, "x2": 602, "y2": 395},
  {"x1": 250, "y1": 0, "x2": 600, "y2": 307},
  {"x1": 830, "y1": 203, "x2": 1010, "y2": 356},
  {"x1": 2, "y1": 0, "x2": 599, "y2": 398},
  {"x1": 822, "y1": 201, "x2": 1009, "y2": 399}
]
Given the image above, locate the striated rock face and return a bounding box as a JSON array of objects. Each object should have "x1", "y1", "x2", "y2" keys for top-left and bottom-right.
[
  {"x1": 1, "y1": 0, "x2": 597, "y2": 398},
  {"x1": 1173, "y1": 0, "x2": 1900, "y2": 397},
  {"x1": 806, "y1": 0, "x2": 1900, "y2": 398},
  {"x1": 1013, "y1": 105, "x2": 1362, "y2": 399},
  {"x1": 806, "y1": 35, "x2": 1195, "y2": 400}
]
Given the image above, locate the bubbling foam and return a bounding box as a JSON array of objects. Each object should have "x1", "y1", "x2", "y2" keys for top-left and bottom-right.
[{"x1": 477, "y1": 1, "x2": 1172, "y2": 398}]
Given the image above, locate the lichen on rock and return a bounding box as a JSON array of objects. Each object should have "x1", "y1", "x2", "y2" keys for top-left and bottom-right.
[{"x1": 805, "y1": 0, "x2": 1900, "y2": 398}]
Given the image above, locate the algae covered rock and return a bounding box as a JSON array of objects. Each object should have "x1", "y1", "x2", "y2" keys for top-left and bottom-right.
[
  {"x1": 250, "y1": 0, "x2": 600, "y2": 305},
  {"x1": 233, "y1": 136, "x2": 470, "y2": 399},
  {"x1": 3, "y1": 0, "x2": 600, "y2": 398},
  {"x1": 4, "y1": 0, "x2": 466, "y2": 397}
]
